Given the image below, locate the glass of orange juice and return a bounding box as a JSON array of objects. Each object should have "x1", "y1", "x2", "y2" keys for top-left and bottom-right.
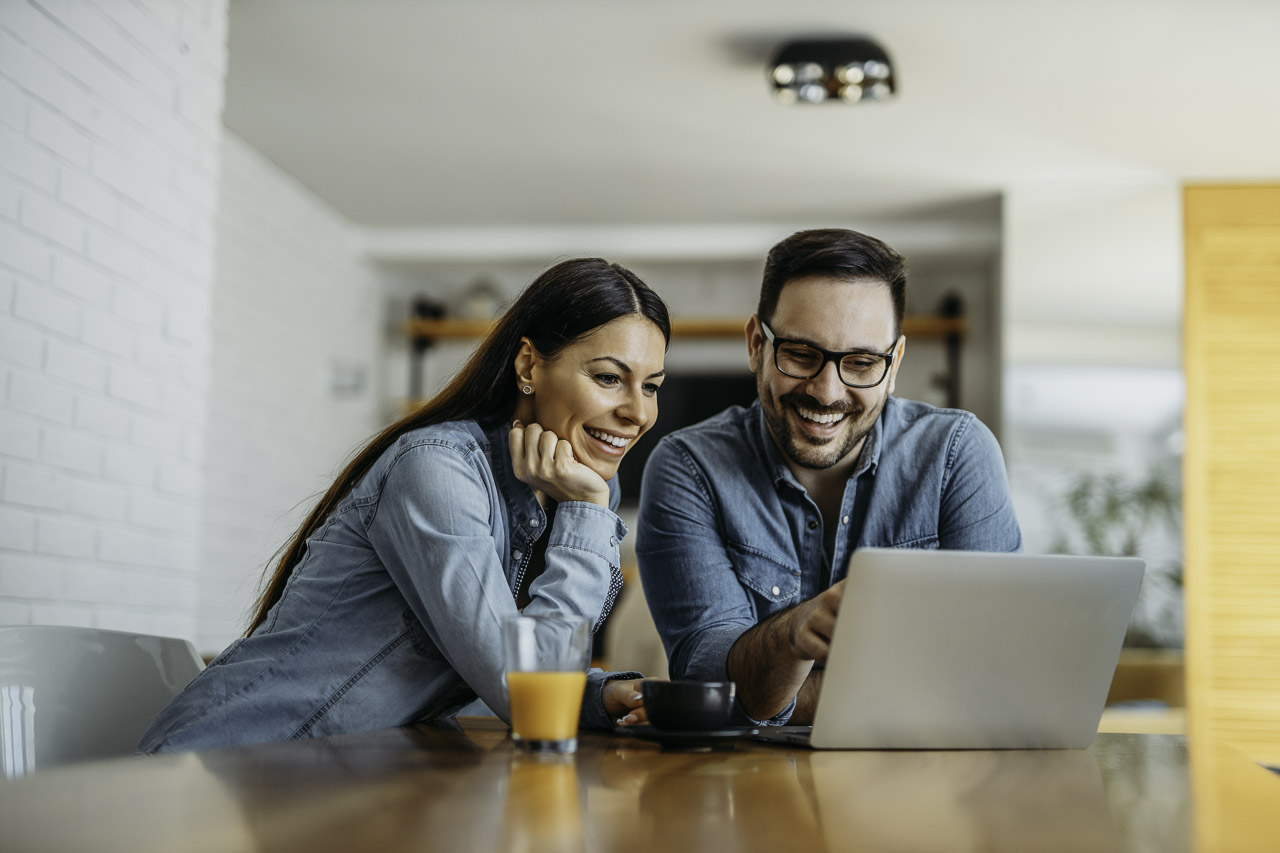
[{"x1": 503, "y1": 615, "x2": 591, "y2": 754}]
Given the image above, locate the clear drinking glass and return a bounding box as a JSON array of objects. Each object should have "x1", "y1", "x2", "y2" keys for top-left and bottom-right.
[{"x1": 503, "y1": 615, "x2": 592, "y2": 754}]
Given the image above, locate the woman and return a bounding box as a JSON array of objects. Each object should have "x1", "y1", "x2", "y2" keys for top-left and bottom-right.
[{"x1": 138, "y1": 259, "x2": 669, "y2": 753}]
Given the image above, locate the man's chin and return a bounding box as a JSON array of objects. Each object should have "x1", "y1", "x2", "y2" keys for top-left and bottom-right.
[
  {"x1": 783, "y1": 440, "x2": 844, "y2": 468},
  {"x1": 781, "y1": 432, "x2": 845, "y2": 470},
  {"x1": 762, "y1": 397, "x2": 868, "y2": 471},
  {"x1": 789, "y1": 414, "x2": 845, "y2": 449},
  {"x1": 782, "y1": 414, "x2": 874, "y2": 471},
  {"x1": 796, "y1": 430, "x2": 836, "y2": 446}
]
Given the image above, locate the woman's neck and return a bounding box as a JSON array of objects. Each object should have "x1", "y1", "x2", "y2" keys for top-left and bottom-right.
[{"x1": 512, "y1": 397, "x2": 535, "y2": 425}]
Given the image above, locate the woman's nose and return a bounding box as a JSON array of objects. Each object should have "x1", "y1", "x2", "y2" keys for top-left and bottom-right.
[{"x1": 618, "y1": 387, "x2": 651, "y2": 427}]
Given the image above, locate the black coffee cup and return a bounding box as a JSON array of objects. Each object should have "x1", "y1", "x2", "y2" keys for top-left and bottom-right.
[{"x1": 641, "y1": 680, "x2": 736, "y2": 731}]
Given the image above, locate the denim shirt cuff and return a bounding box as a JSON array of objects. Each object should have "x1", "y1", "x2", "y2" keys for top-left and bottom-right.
[
  {"x1": 551, "y1": 501, "x2": 628, "y2": 562},
  {"x1": 582, "y1": 668, "x2": 644, "y2": 730},
  {"x1": 682, "y1": 624, "x2": 746, "y2": 682},
  {"x1": 684, "y1": 625, "x2": 795, "y2": 727},
  {"x1": 733, "y1": 696, "x2": 797, "y2": 727}
]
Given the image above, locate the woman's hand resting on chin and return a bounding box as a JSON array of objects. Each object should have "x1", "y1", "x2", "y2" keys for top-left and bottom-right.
[{"x1": 509, "y1": 421, "x2": 611, "y2": 507}]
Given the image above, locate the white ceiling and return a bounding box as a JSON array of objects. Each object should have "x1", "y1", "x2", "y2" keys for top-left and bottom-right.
[{"x1": 224, "y1": 0, "x2": 1280, "y2": 230}]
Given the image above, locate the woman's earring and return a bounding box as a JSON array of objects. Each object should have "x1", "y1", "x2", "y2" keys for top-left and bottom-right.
[{"x1": 522, "y1": 385, "x2": 533, "y2": 395}]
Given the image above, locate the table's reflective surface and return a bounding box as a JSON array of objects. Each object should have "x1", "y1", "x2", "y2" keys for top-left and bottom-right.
[{"x1": 2, "y1": 720, "x2": 1276, "y2": 853}]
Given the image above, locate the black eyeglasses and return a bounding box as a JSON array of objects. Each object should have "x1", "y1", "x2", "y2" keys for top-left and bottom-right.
[{"x1": 760, "y1": 321, "x2": 896, "y2": 389}]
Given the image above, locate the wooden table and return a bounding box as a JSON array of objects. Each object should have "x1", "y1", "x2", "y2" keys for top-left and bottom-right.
[{"x1": 3, "y1": 719, "x2": 1278, "y2": 852}]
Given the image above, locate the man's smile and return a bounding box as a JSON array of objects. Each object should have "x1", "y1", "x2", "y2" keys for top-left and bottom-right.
[
  {"x1": 795, "y1": 406, "x2": 848, "y2": 426},
  {"x1": 783, "y1": 394, "x2": 859, "y2": 442}
]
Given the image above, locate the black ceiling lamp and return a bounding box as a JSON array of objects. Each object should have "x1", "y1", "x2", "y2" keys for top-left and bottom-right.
[{"x1": 767, "y1": 36, "x2": 897, "y2": 105}]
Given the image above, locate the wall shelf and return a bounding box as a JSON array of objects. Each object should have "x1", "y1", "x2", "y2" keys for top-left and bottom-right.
[
  {"x1": 406, "y1": 314, "x2": 967, "y2": 341},
  {"x1": 406, "y1": 305, "x2": 968, "y2": 407}
]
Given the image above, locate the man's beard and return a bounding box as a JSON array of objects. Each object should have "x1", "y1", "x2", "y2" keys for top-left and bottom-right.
[{"x1": 759, "y1": 382, "x2": 882, "y2": 471}]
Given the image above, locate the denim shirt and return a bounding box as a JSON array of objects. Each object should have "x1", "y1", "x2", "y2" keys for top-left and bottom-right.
[
  {"x1": 138, "y1": 419, "x2": 638, "y2": 754},
  {"x1": 635, "y1": 396, "x2": 1021, "y2": 724}
]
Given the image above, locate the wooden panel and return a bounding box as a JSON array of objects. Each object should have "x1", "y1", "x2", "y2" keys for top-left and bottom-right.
[
  {"x1": 1106, "y1": 648, "x2": 1185, "y2": 706},
  {"x1": 1184, "y1": 185, "x2": 1280, "y2": 764}
]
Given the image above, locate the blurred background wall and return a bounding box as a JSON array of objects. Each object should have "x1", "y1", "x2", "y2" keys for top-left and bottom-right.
[{"x1": 3, "y1": 1, "x2": 1275, "y2": 672}]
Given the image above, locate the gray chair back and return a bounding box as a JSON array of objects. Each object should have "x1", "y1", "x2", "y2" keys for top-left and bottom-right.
[{"x1": 0, "y1": 625, "x2": 204, "y2": 777}]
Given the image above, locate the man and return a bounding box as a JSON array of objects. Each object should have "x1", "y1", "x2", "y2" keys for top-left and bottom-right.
[{"x1": 636, "y1": 228, "x2": 1021, "y2": 725}]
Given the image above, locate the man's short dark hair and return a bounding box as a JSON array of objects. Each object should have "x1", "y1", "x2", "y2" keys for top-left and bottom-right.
[{"x1": 758, "y1": 228, "x2": 907, "y2": 338}]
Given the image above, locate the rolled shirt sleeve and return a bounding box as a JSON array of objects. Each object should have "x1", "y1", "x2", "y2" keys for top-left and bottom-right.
[{"x1": 636, "y1": 437, "x2": 795, "y2": 725}]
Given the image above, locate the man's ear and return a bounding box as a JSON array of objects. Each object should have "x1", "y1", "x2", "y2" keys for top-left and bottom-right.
[
  {"x1": 887, "y1": 335, "x2": 906, "y2": 394},
  {"x1": 514, "y1": 337, "x2": 539, "y2": 387},
  {"x1": 745, "y1": 315, "x2": 764, "y2": 375}
]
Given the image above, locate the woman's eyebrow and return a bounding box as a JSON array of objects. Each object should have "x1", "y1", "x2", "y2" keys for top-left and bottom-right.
[{"x1": 588, "y1": 356, "x2": 665, "y2": 380}]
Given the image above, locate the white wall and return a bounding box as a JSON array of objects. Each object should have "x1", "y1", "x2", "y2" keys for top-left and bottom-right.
[
  {"x1": 0, "y1": 0, "x2": 227, "y2": 639},
  {"x1": 1001, "y1": 180, "x2": 1182, "y2": 521},
  {"x1": 198, "y1": 132, "x2": 381, "y2": 652},
  {"x1": 1003, "y1": 181, "x2": 1182, "y2": 368},
  {"x1": 0, "y1": 3, "x2": 380, "y2": 655}
]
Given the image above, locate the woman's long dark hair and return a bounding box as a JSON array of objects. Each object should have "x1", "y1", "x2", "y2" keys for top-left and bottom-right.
[{"x1": 246, "y1": 259, "x2": 671, "y2": 635}]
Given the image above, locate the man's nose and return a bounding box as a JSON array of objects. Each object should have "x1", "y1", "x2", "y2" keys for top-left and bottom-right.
[{"x1": 803, "y1": 360, "x2": 846, "y2": 405}]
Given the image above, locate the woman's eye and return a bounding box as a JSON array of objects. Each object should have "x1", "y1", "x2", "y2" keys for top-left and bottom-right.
[
  {"x1": 643, "y1": 383, "x2": 661, "y2": 396},
  {"x1": 595, "y1": 373, "x2": 621, "y2": 386}
]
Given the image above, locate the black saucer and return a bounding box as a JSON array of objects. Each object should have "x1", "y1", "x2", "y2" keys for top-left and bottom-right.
[{"x1": 617, "y1": 724, "x2": 760, "y2": 749}]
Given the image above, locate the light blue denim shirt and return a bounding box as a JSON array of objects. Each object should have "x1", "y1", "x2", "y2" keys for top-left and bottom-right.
[
  {"x1": 138, "y1": 419, "x2": 638, "y2": 754},
  {"x1": 636, "y1": 396, "x2": 1021, "y2": 724}
]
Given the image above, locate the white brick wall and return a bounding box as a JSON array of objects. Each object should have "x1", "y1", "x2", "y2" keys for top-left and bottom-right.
[
  {"x1": 0, "y1": 0, "x2": 228, "y2": 641},
  {"x1": 197, "y1": 132, "x2": 381, "y2": 652}
]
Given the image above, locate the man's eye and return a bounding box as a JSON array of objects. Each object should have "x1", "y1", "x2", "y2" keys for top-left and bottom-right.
[{"x1": 783, "y1": 348, "x2": 820, "y2": 364}]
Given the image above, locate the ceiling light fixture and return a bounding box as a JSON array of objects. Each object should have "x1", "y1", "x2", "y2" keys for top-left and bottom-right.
[{"x1": 767, "y1": 36, "x2": 896, "y2": 105}]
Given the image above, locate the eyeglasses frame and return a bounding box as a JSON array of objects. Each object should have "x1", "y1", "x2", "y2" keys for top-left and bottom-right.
[{"x1": 759, "y1": 320, "x2": 898, "y2": 389}]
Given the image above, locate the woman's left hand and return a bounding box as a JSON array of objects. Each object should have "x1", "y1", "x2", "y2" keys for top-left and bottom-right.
[
  {"x1": 603, "y1": 678, "x2": 647, "y2": 727},
  {"x1": 509, "y1": 420, "x2": 611, "y2": 507}
]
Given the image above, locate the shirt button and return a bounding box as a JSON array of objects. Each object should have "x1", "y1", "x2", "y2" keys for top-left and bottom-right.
[
  {"x1": 807, "y1": 520, "x2": 819, "y2": 531},
  {"x1": 512, "y1": 550, "x2": 523, "y2": 562},
  {"x1": 771, "y1": 586, "x2": 781, "y2": 597},
  {"x1": 609, "y1": 536, "x2": 617, "y2": 547},
  {"x1": 842, "y1": 515, "x2": 850, "y2": 525},
  {"x1": 528, "y1": 518, "x2": 540, "y2": 528}
]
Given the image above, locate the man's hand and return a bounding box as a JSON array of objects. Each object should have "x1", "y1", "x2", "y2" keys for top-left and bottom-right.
[
  {"x1": 727, "y1": 580, "x2": 846, "y2": 721},
  {"x1": 784, "y1": 581, "x2": 844, "y2": 664},
  {"x1": 509, "y1": 421, "x2": 610, "y2": 506}
]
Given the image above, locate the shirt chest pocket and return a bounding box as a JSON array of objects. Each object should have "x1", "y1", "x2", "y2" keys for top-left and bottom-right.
[{"x1": 727, "y1": 544, "x2": 800, "y2": 614}]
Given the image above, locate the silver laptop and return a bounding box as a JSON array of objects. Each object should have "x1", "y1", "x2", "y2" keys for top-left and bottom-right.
[{"x1": 756, "y1": 548, "x2": 1145, "y2": 749}]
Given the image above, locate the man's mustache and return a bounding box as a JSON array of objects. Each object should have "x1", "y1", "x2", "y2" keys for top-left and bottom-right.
[{"x1": 778, "y1": 392, "x2": 857, "y2": 416}]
